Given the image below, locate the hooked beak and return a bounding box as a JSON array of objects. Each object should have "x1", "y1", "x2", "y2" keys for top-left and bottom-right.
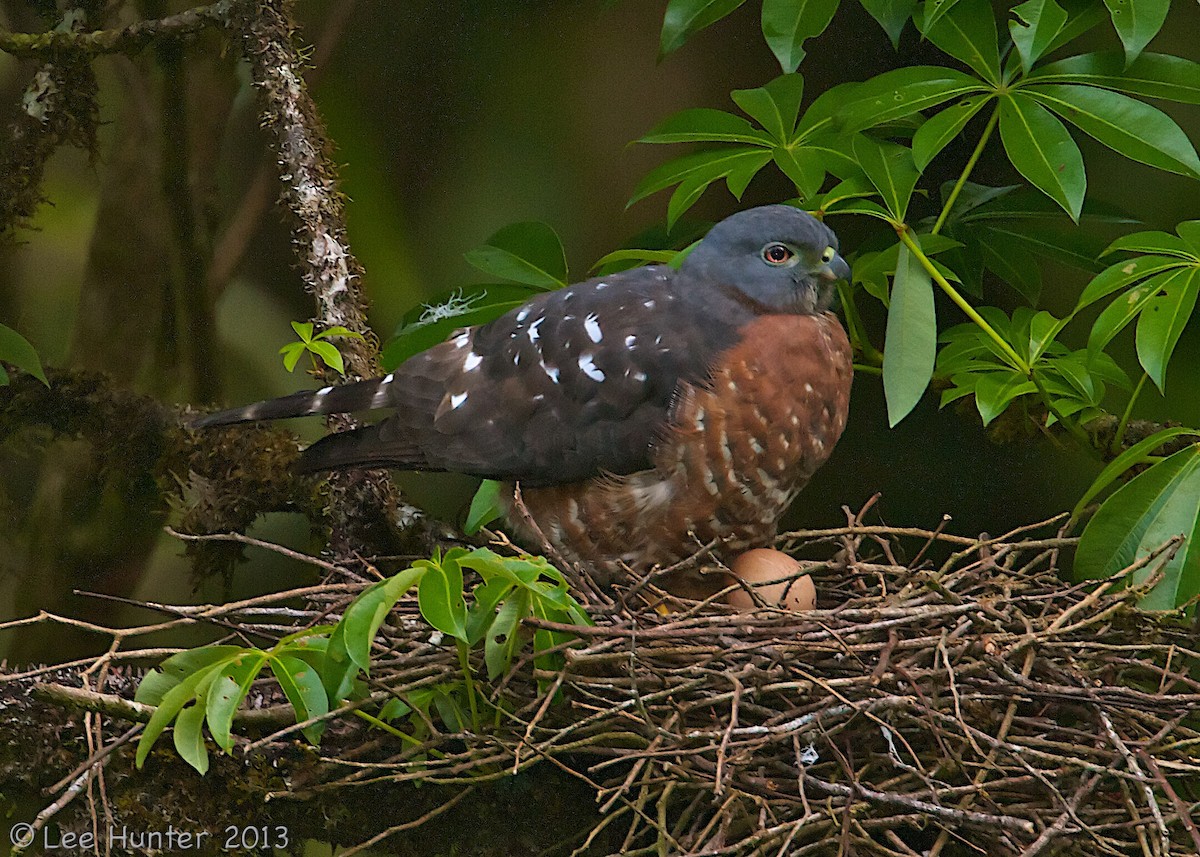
[{"x1": 818, "y1": 252, "x2": 851, "y2": 283}]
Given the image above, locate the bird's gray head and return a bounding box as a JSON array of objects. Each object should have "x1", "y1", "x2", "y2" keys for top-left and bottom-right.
[{"x1": 681, "y1": 205, "x2": 850, "y2": 314}]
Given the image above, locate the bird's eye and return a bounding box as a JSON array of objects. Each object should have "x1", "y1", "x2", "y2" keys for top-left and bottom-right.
[
  {"x1": 762, "y1": 243, "x2": 794, "y2": 266},
  {"x1": 821, "y1": 246, "x2": 836, "y2": 263}
]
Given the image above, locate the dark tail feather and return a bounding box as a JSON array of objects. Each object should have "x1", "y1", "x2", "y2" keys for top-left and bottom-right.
[
  {"x1": 191, "y1": 376, "x2": 395, "y2": 428},
  {"x1": 296, "y1": 423, "x2": 431, "y2": 474}
]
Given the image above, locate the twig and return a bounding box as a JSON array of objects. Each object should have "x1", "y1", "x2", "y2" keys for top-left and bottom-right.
[
  {"x1": 337, "y1": 785, "x2": 479, "y2": 857},
  {"x1": 0, "y1": 1, "x2": 238, "y2": 58}
]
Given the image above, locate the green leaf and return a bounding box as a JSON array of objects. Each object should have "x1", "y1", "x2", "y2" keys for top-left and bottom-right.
[
  {"x1": 973, "y1": 221, "x2": 1106, "y2": 273},
  {"x1": 172, "y1": 703, "x2": 209, "y2": 775},
  {"x1": 383, "y1": 283, "x2": 543, "y2": 369},
  {"x1": 135, "y1": 646, "x2": 248, "y2": 705},
  {"x1": 290, "y1": 320, "x2": 314, "y2": 342},
  {"x1": 661, "y1": 0, "x2": 749, "y2": 56},
  {"x1": 1027, "y1": 309, "x2": 1064, "y2": 360},
  {"x1": 465, "y1": 577, "x2": 516, "y2": 646},
  {"x1": 725, "y1": 149, "x2": 773, "y2": 197},
  {"x1": 998, "y1": 92, "x2": 1085, "y2": 220},
  {"x1": 1086, "y1": 267, "x2": 1179, "y2": 352},
  {"x1": 418, "y1": 555, "x2": 469, "y2": 641},
  {"x1": 484, "y1": 589, "x2": 531, "y2": 680},
  {"x1": 1043, "y1": 0, "x2": 1109, "y2": 54},
  {"x1": 916, "y1": 0, "x2": 1001, "y2": 85},
  {"x1": 853, "y1": 234, "x2": 962, "y2": 305},
  {"x1": 136, "y1": 658, "x2": 231, "y2": 768},
  {"x1": 639, "y1": 108, "x2": 773, "y2": 145},
  {"x1": 378, "y1": 697, "x2": 412, "y2": 723},
  {"x1": 1102, "y1": 0, "x2": 1168, "y2": 66},
  {"x1": 1074, "y1": 426, "x2": 1200, "y2": 518},
  {"x1": 1028, "y1": 52, "x2": 1200, "y2": 105},
  {"x1": 461, "y1": 548, "x2": 560, "y2": 588},
  {"x1": 812, "y1": 174, "x2": 877, "y2": 206},
  {"x1": 206, "y1": 652, "x2": 267, "y2": 753},
  {"x1": 1026, "y1": 84, "x2": 1200, "y2": 178},
  {"x1": 464, "y1": 222, "x2": 568, "y2": 288},
  {"x1": 979, "y1": 229, "x2": 1042, "y2": 304},
  {"x1": 761, "y1": 0, "x2": 840, "y2": 74},
  {"x1": 825, "y1": 197, "x2": 894, "y2": 220},
  {"x1": 321, "y1": 620, "x2": 359, "y2": 703},
  {"x1": 1076, "y1": 443, "x2": 1200, "y2": 609},
  {"x1": 590, "y1": 249, "x2": 679, "y2": 272},
  {"x1": 838, "y1": 66, "x2": 985, "y2": 133},
  {"x1": 269, "y1": 655, "x2": 330, "y2": 745},
  {"x1": 661, "y1": 150, "x2": 774, "y2": 228},
  {"x1": 465, "y1": 480, "x2": 505, "y2": 534},
  {"x1": 883, "y1": 241, "x2": 936, "y2": 426},
  {"x1": 858, "y1": 0, "x2": 916, "y2": 48},
  {"x1": 1104, "y1": 230, "x2": 1197, "y2": 259},
  {"x1": 0, "y1": 323, "x2": 48, "y2": 386},
  {"x1": 1009, "y1": 0, "x2": 1068, "y2": 73},
  {"x1": 921, "y1": 0, "x2": 966, "y2": 33},
  {"x1": 1135, "y1": 267, "x2": 1200, "y2": 393},
  {"x1": 629, "y1": 147, "x2": 771, "y2": 206},
  {"x1": 852, "y1": 136, "x2": 918, "y2": 221},
  {"x1": 773, "y1": 146, "x2": 827, "y2": 199},
  {"x1": 1075, "y1": 254, "x2": 1186, "y2": 310},
  {"x1": 315, "y1": 325, "x2": 364, "y2": 341},
  {"x1": 307, "y1": 340, "x2": 345, "y2": 375},
  {"x1": 912, "y1": 96, "x2": 991, "y2": 171},
  {"x1": 732, "y1": 74, "x2": 806, "y2": 143},
  {"x1": 135, "y1": 670, "x2": 180, "y2": 708},
  {"x1": 974, "y1": 371, "x2": 1038, "y2": 425},
  {"x1": 1177, "y1": 221, "x2": 1200, "y2": 255},
  {"x1": 342, "y1": 565, "x2": 425, "y2": 671},
  {"x1": 432, "y1": 689, "x2": 466, "y2": 732}
]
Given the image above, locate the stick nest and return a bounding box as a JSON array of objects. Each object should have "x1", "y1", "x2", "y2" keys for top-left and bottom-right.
[
  {"x1": 298, "y1": 514, "x2": 1200, "y2": 855},
  {"x1": 9, "y1": 516, "x2": 1200, "y2": 856}
]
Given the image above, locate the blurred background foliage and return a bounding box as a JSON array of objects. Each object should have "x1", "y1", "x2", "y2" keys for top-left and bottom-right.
[{"x1": 0, "y1": 0, "x2": 1198, "y2": 662}]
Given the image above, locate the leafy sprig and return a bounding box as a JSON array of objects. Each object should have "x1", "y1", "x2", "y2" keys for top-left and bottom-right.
[
  {"x1": 279, "y1": 321, "x2": 364, "y2": 375},
  {"x1": 135, "y1": 547, "x2": 590, "y2": 774}
]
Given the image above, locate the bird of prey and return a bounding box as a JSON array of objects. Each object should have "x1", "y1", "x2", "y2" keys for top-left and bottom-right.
[{"x1": 194, "y1": 205, "x2": 853, "y2": 596}]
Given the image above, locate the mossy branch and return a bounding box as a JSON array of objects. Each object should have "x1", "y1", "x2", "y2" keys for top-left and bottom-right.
[{"x1": 0, "y1": 2, "x2": 237, "y2": 59}]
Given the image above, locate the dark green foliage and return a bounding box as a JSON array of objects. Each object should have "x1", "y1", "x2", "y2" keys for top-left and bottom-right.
[
  {"x1": 135, "y1": 547, "x2": 591, "y2": 774},
  {"x1": 644, "y1": 0, "x2": 1200, "y2": 608}
]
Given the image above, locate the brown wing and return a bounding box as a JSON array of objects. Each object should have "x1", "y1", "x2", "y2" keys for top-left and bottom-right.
[{"x1": 297, "y1": 265, "x2": 748, "y2": 485}]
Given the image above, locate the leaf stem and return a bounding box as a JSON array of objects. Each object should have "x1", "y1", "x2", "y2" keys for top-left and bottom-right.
[
  {"x1": 1113, "y1": 372, "x2": 1149, "y2": 455},
  {"x1": 353, "y1": 710, "x2": 425, "y2": 748},
  {"x1": 457, "y1": 639, "x2": 480, "y2": 731},
  {"x1": 1029, "y1": 372, "x2": 1099, "y2": 456},
  {"x1": 895, "y1": 228, "x2": 1028, "y2": 373},
  {"x1": 931, "y1": 106, "x2": 999, "y2": 236},
  {"x1": 837, "y1": 281, "x2": 882, "y2": 365}
]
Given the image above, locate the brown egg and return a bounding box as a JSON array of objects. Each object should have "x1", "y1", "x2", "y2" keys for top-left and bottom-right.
[{"x1": 727, "y1": 549, "x2": 816, "y2": 611}]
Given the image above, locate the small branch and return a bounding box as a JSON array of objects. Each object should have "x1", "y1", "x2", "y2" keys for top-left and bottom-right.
[
  {"x1": 232, "y1": 0, "x2": 410, "y2": 560},
  {"x1": 32, "y1": 682, "x2": 295, "y2": 729},
  {"x1": 0, "y1": 2, "x2": 238, "y2": 58},
  {"x1": 165, "y1": 526, "x2": 350, "y2": 576},
  {"x1": 337, "y1": 785, "x2": 479, "y2": 857}
]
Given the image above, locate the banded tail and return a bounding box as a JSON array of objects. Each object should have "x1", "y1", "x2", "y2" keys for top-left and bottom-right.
[
  {"x1": 190, "y1": 375, "x2": 399, "y2": 429},
  {"x1": 191, "y1": 374, "x2": 430, "y2": 475}
]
